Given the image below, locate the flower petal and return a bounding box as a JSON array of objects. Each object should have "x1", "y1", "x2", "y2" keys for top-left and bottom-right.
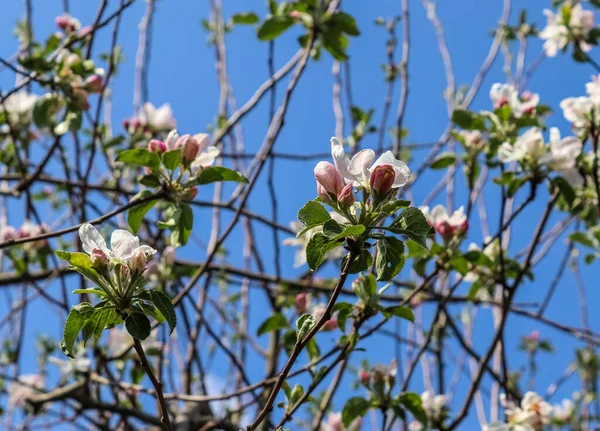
[{"x1": 78, "y1": 223, "x2": 108, "y2": 255}]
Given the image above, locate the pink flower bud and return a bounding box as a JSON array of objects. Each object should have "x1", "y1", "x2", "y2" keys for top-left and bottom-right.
[
  {"x1": 132, "y1": 118, "x2": 143, "y2": 130},
  {"x1": 165, "y1": 130, "x2": 180, "y2": 150},
  {"x1": 186, "y1": 186, "x2": 198, "y2": 200},
  {"x1": 180, "y1": 135, "x2": 200, "y2": 163},
  {"x1": 370, "y1": 164, "x2": 395, "y2": 198},
  {"x1": 122, "y1": 119, "x2": 130, "y2": 130},
  {"x1": 337, "y1": 183, "x2": 355, "y2": 208},
  {"x1": 84, "y1": 75, "x2": 103, "y2": 93},
  {"x1": 148, "y1": 139, "x2": 166, "y2": 153},
  {"x1": 290, "y1": 10, "x2": 301, "y2": 19},
  {"x1": 314, "y1": 161, "x2": 343, "y2": 197},
  {"x1": 55, "y1": 15, "x2": 70, "y2": 30},
  {"x1": 129, "y1": 249, "x2": 147, "y2": 272},
  {"x1": 323, "y1": 316, "x2": 338, "y2": 331},
  {"x1": 91, "y1": 248, "x2": 109, "y2": 268},
  {"x1": 317, "y1": 182, "x2": 331, "y2": 202},
  {"x1": 521, "y1": 91, "x2": 532, "y2": 102},
  {"x1": 529, "y1": 330, "x2": 540, "y2": 341},
  {"x1": 295, "y1": 293, "x2": 309, "y2": 314},
  {"x1": 359, "y1": 370, "x2": 371, "y2": 387},
  {"x1": 495, "y1": 97, "x2": 509, "y2": 109}
]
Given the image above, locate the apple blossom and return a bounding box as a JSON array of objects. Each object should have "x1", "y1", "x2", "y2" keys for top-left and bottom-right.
[
  {"x1": 1, "y1": 91, "x2": 38, "y2": 125},
  {"x1": 294, "y1": 292, "x2": 310, "y2": 314},
  {"x1": 7, "y1": 374, "x2": 44, "y2": 408},
  {"x1": 370, "y1": 163, "x2": 395, "y2": 198},
  {"x1": 337, "y1": 183, "x2": 355, "y2": 208},
  {"x1": 552, "y1": 398, "x2": 575, "y2": 423},
  {"x1": 78, "y1": 223, "x2": 157, "y2": 267},
  {"x1": 179, "y1": 134, "x2": 201, "y2": 164},
  {"x1": 84, "y1": 74, "x2": 103, "y2": 93},
  {"x1": 547, "y1": 127, "x2": 582, "y2": 171},
  {"x1": 539, "y1": 4, "x2": 594, "y2": 58},
  {"x1": 498, "y1": 128, "x2": 549, "y2": 165},
  {"x1": 560, "y1": 96, "x2": 593, "y2": 132},
  {"x1": 420, "y1": 205, "x2": 468, "y2": 240},
  {"x1": 501, "y1": 391, "x2": 552, "y2": 429},
  {"x1": 189, "y1": 133, "x2": 220, "y2": 169},
  {"x1": 461, "y1": 130, "x2": 487, "y2": 152},
  {"x1": 489, "y1": 83, "x2": 539, "y2": 118},
  {"x1": 330, "y1": 137, "x2": 410, "y2": 190},
  {"x1": 311, "y1": 302, "x2": 337, "y2": 331},
  {"x1": 148, "y1": 139, "x2": 167, "y2": 153},
  {"x1": 421, "y1": 391, "x2": 449, "y2": 424},
  {"x1": 314, "y1": 161, "x2": 344, "y2": 197},
  {"x1": 139, "y1": 102, "x2": 176, "y2": 131},
  {"x1": 0, "y1": 225, "x2": 18, "y2": 242},
  {"x1": 55, "y1": 13, "x2": 81, "y2": 33}
]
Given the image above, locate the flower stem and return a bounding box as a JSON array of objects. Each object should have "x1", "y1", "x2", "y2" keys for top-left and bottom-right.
[{"x1": 132, "y1": 337, "x2": 174, "y2": 431}]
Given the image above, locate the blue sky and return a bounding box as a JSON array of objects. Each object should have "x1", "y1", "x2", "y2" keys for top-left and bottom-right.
[{"x1": 0, "y1": 0, "x2": 598, "y2": 429}]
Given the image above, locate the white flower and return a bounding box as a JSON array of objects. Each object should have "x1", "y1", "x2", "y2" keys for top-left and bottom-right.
[
  {"x1": 319, "y1": 412, "x2": 362, "y2": 431},
  {"x1": 139, "y1": 102, "x2": 176, "y2": 131},
  {"x1": 190, "y1": 133, "x2": 220, "y2": 169},
  {"x1": 420, "y1": 205, "x2": 466, "y2": 229},
  {"x1": 330, "y1": 137, "x2": 410, "y2": 189},
  {"x1": 501, "y1": 392, "x2": 552, "y2": 428},
  {"x1": 498, "y1": 128, "x2": 550, "y2": 165},
  {"x1": 548, "y1": 127, "x2": 582, "y2": 171},
  {"x1": 552, "y1": 398, "x2": 575, "y2": 423},
  {"x1": 540, "y1": 4, "x2": 594, "y2": 57},
  {"x1": 560, "y1": 96, "x2": 593, "y2": 131},
  {"x1": 7, "y1": 374, "x2": 44, "y2": 408},
  {"x1": 489, "y1": 84, "x2": 538, "y2": 117},
  {"x1": 421, "y1": 391, "x2": 448, "y2": 422},
  {"x1": 586, "y1": 74, "x2": 600, "y2": 104},
  {"x1": 283, "y1": 212, "x2": 347, "y2": 268},
  {"x1": 1, "y1": 91, "x2": 38, "y2": 124},
  {"x1": 461, "y1": 130, "x2": 487, "y2": 152},
  {"x1": 78, "y1": 223, "x2": 157, "y2": 265},
  {"x1": 49, "y1": 349, "x2": 91, "y2": 378}
]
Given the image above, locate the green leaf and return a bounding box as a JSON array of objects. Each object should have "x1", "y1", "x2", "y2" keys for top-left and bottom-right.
[
  {"x1": 381, "y1": 306, "x2": 414, "y2": 322},
  {"x1": 125, "y1": 312, "x2": 151, "y2": 340},
  {"x1": 342, "y1": 396, "x2": 370, "y2": 427},
  {"x1": 128, "y1": 190, "x2": 158, "y2": 234},
  {"x1": 430, "y1": 152, "x2": 457, "y2": 169},
  {"x1": 297, "y1": 200, "x2": 332, "y2": 236},
  {"x1": 379, "y1": 199, "x2": 411, "y2": 216},
  {"x1": 296, "y1": 314, "x2": 316, "y2": 341},
  {"x1": 389, "y1": 207, "x2": 430, "y2": 249},
  {"x1": 452, "y1": 109, "x2": 485, "y2": 130},
  {"x1": 257, "y1": 16, "x2": 295, "y2": 41},
  {"x1": 162, "y1": 149, "x2": 181, "y2": 170},
  {"x1": 399, "y1": 392, "x2": 428, "y2": 425},
  {"x1": 344, "y1": 249, "x2": 373, "y2": 274},
  {"x1": 322, "y1": 219, "x2": 366, "y2": 241},
  {"x1": 71, "y1": 288, "x2": 107, "y2": 297},
  {"x1": 306, "y1": 337, "x2": 320, "y2": 360},
  {"x1": 139, "y1": 174, "x2": 161, "y2": 187},
  {"x1": 306, "y1": 232, "x2": 340, "y2": 270},
  {"x1": 321, "y1": 29, "x2": 349, "y2": 61},
  {"x1": 61, "y1": 302, "x2": 95, "y2": 358},
  {"x1": 329, "y1": 12, "x2": 360, "y2": 36},
  {"x1": 82, "y1": 308, "x2": 116, "y2": 343},
  {"x1": 257, "y1": 312, "x2": 288, "y2": 336},
  {"x1": 553, "y1": 176, "x2": 575, "y2": 208},
  {"x1": 33, "y1": 94, "x2": 60, "y2": 128},
  {"x1": 150, "y1": 291, "x2": 177, "y2": 334},
  {"x1": 569, "y1": 232, "x2": 595, "y2": 248},
  {"x1": 232, "y1": 12, "x2": 260, "y2": 24},
  {"x1": 116, "y1": 149, "x2": 161, "y2": 170},
  {"x1": 55, "y1": 251, "x2": 104, "y2": 286},
  {"x1": 376, "y1": 236, "x2": 405, "y2": 281},
  {"x1": 184, "y1": 166, "x2": 248, "y2": 187},
  {"x1": 450, "y1": 256, "x2": 469, "y2": 275}
]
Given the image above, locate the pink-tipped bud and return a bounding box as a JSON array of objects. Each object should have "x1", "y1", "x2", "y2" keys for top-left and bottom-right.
[
  {"x1": 317, "y1": 182, "x2": 332, "y2": 202},
  {"x1": 165, "y1": 129, "x2": 180, "y2": 151},
  {"x1": 337, "y1": 183, "x2": 355, "y2": 208},
  {"x1": 529, "y1": 330, "x2": 540, "y2": 341},
  {"x1": 132, "y1": 118, "x2": 143, "y2": 130},
  {"x1": 55, "y1": 15, "x2": 70, "y2": 30},
  {"x1": 295, "y1": 293, "x2": 309, "y2": 314},
  {"x1": 521, "y1": 91, "x2": 532, "y2": 102},
  {"x1": 370, "y1": 164, "x2": 395, "y2": 198},
  {"x1": 148, "y1": 139, "x2": 166, "y2": 153},
  {"x1": 290, "y1": 10, "x2": 301, "y2": 19},
  {"x1": 122, "y1": 119, "x2": 130, "y2": 130},
  {"x1": 84, "y1": 75, "x2": 103, "y2": 93},
  {"x1": 73, "y1": 89, "x2": 90, "y2": 111},
  {"x1": 359, "y1": 370, "x2": 371, "y2": 387},
  {"x1": 323, "y1": 316, "x2": 338, "y2": 331},
  {"x1": 180, "y1": 135, "x2": 200, "y2": 163},
  {"x1": 91, "y1": 248, "x2": 109, "y2": 268},
  {"x1": 129, "y1": 249, "x2": 147, "y2": 272},
  {"x1": 314, "y1": 161, "x2": 344, "y2": 197},
  {"x1": 496, "y1": 97, "x2": 509, "y2": 109},
  {"x1": 186, "y1": 186, "x2": 198, "y2": 200}
]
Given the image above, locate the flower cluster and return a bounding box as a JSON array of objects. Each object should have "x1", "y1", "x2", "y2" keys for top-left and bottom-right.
[
  {"x1": 123, "y1": 102, "x2": 177, "y2": 136},
  {"x1": 408, "y1": 391, "x2": 449, "y2": 430},
  {"x1": 539, "y1": 2, "x2": 595, "y2": 58},
  {"x1": 420, "y1": 205, "x2": 468, "y2": 242},
  {"x1": 490, "y1": 84, "x2": 540, "y2": 118},
  {"x1": 484, "y1": 391, "x2": 579, "y2": 430}
]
